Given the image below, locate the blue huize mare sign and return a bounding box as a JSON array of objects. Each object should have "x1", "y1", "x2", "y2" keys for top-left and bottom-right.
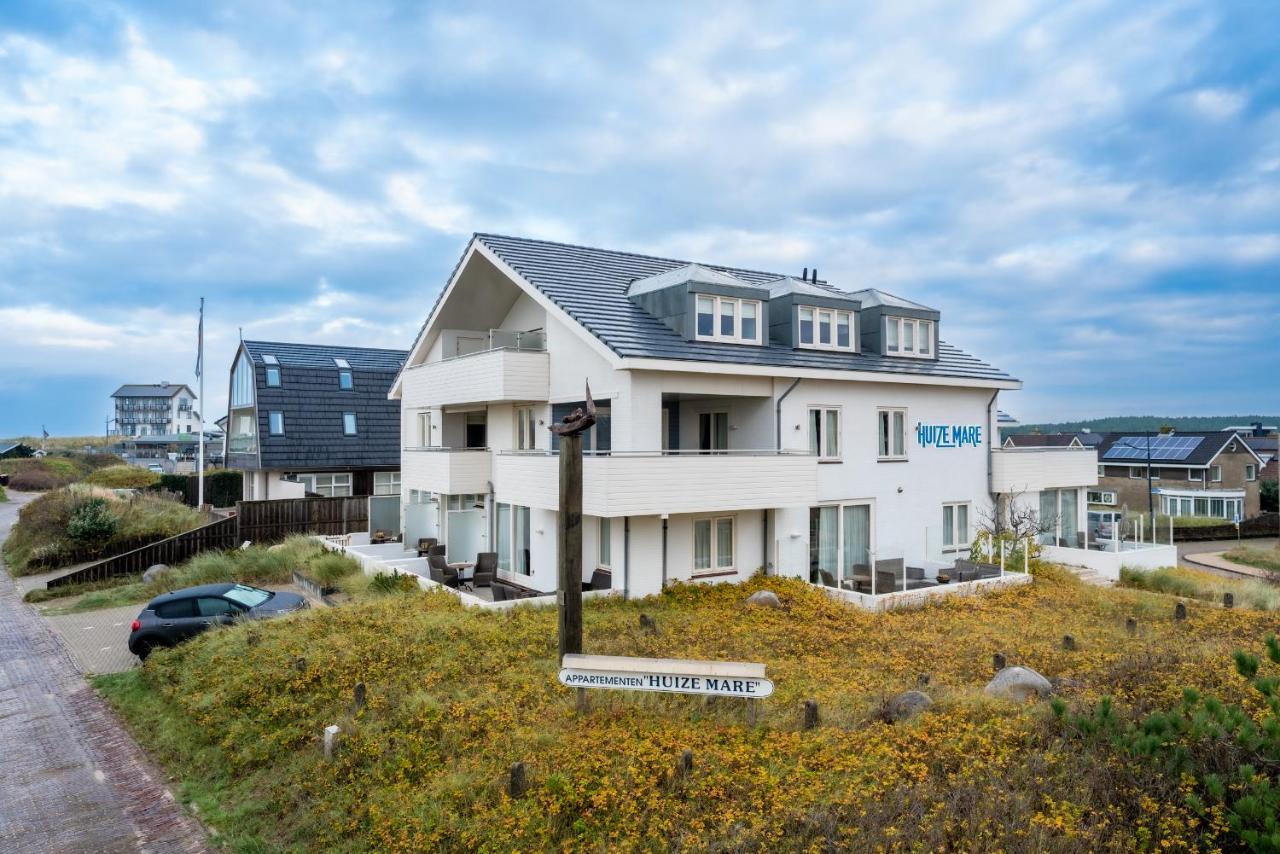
[{"x1": 917, "y1": 423, "x2": 983, "y2": 449}]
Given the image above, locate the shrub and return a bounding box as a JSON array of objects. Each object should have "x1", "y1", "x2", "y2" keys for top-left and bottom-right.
[
  {"x1": 0, "y1": 484, "x2": 7, "y2": 503},
  {"x1": 87, "y1": 465, "x2": 161, "y2": 489},
  {"x1": 1, "y1": 488, "x2": 76, "y2": 572},
  {"x1": 66, "y1": 498, "x2": 119, "y2": 546},
  {"x1": 309, "y1": 552, "x2": 359, "y2": 585},
  {"x1": 113, "y1": 494, "x2": 202, "y2": 541},
  {"x1": 82, "y1": 452, "x2": 123, "y2": 471},
  {"x1": 368, "y1": 570, "x2": 421, "y2": 594},
  {"x1": 1223, "y1": 547, "x2": 1280, "y2": 575},
  {"x1": 0, "y1": 457, "x2": 85, "y2": 490},
  {"x1": 1053, "y1": 636, "x2": 1280, "y2": 851},
  {"x1": 6, "y1": 467, "x2": 64, "y2": 491}
]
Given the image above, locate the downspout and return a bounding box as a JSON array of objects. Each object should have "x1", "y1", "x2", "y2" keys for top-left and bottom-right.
[
  {"x1": 661, "y1": 515, "x2": 668, "y2": 589},
  {"x1": 986, "y1": 392, "x2": 999, "y2": 528},
  {"x1": 775, "y1": 378, "x2": 802, "y2": 450},
  {"x1": 622, "y1": 516, "x2": 630, "y2": 600}
]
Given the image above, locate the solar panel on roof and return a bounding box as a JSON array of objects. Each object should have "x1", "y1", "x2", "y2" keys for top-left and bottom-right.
[{"x1": 1103, "y1": 435, "x2": 1204, "y2": 461}]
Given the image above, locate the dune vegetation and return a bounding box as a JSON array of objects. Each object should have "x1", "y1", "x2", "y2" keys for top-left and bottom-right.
[{"x1": 95, "y1": 565, "x2": 1280, "y2": 852}]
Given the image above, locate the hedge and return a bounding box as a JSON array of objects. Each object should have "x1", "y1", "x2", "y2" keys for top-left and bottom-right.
[{"x1": 149, "y1": 470, "x2": 244, "y2": 508}]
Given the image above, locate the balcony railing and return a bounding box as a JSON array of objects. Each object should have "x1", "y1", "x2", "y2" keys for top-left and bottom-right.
[{"x1": 448, "y1": 327, "x2": 545, "y2": 360}]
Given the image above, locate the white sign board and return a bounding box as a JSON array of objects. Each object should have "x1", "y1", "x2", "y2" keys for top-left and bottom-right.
[{"x1": 558, "y1": 653, "x2": 774, "y2": 699}]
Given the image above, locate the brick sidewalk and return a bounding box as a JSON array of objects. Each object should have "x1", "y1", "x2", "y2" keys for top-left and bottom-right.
[{"x1": 0, "y1": 491, "x2": 208, "y2": 853}]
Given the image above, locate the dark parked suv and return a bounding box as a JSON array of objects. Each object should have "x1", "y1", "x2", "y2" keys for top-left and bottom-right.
[{"x1": 128, "y1": 582, "x2": 308, "y2": 660}]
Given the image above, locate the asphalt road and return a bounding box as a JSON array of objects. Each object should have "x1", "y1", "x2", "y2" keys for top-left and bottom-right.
[{"x1": 0, "y1": 490, "x2": 208, "y2": 853}]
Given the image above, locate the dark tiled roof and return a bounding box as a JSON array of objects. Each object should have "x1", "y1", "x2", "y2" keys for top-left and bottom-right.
[
  {"x1": 241, "y1": 340, "x2": 406, "y2": 370},
  {"x1": 470, "y1": 234, "x2": 1017, "y2": 384},
  {"x1": 238, "y1": 341, "x2": 406, "y2": 471},
  {"x1": 112, "y1": 384, "x2": 191, "y2": 398},
  {"x1": 1096, "y1": 431, "x2": 1255, "y2": 467}
]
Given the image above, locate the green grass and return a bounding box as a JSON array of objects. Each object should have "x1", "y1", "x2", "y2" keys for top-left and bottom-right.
[
  {"x1": 1118, "y1": 565, "x2": 1280, "y2": 609},
  {"x1": 0, "y1": 484, "x2": 7, "y2": 503},
  {"x1": 1222, "y1": 546, "x2": 1280, "y2": 574},
  {"x1": 92, "y1": 570, "x2": 1280, "y2": 851},
  {"x1": 27, "y1": 535, "x2": 362, "y2": 615}
]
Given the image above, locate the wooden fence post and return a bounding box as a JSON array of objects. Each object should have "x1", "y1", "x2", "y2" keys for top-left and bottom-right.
[{"x1": 558, "y1": 432, "x2": 583, "y2": 660}]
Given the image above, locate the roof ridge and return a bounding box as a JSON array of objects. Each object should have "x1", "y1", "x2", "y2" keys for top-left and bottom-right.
[
  {"x1": 475, "y1": 232, "x2": 794, "y2": 283},
  {"x1": 242, "y1": 339, "x2": 408, "y2": 354}
]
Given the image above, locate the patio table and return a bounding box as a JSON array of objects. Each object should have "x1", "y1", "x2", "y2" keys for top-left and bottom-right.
[{"x1": 450, "y1": 562, "x2": 476, "y2": 591}]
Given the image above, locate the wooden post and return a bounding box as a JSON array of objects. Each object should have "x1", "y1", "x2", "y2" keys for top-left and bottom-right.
[
  {"x1": 1126, "y1": 617, "x2": 1137, "y2": 636},
  {"x1": 508, "y1": 762, "x2": 527, "y2": 798},
  {"x1": 803, "y1": 699, "x2": 819, "y2": 730},
  {"x1": 558, "y1": 432, "x2": 584, "y2": 660}
]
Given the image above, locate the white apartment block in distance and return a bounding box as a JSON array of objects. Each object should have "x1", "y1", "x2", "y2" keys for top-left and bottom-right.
[{"x1": 390, "y1": 234, "x2": 1097, "y2": 602}]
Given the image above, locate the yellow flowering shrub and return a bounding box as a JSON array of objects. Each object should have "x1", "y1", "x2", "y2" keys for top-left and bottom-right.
[{"x1": 96, "y1": 566, "x2": 1274, "y2": 851}]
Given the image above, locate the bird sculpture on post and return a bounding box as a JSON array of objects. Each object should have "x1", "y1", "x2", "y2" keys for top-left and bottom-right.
[{"x1": 550, "y1": 382, "x2": 596, "y2": 663}]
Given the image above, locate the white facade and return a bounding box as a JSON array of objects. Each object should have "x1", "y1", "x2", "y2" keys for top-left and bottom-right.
[
  {"x1": 111, "y1": 384, "x2": 199, "y2": 437},
  {"x1": 392, "y1": 240, "x2": 1097, "y2": 601}
]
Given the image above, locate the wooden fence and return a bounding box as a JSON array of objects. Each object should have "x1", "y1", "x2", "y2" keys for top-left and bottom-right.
[
  {"x1": 236, "y1": 496, "x2": 368, "y2": 543},
  {"x1": 48, "y1": 516, "x2": 239, "y2": 588}
]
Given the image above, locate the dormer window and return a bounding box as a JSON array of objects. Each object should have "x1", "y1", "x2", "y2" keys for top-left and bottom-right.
[
  {"x1": 695, "y1": 295, "x2": 762, "y2": 345},
  {"x1": 798, "y1": 306, "x2": 856, "y2": 352},
  {"x1": 885, "y1": 317, "x2": 933, "y2": 358}
]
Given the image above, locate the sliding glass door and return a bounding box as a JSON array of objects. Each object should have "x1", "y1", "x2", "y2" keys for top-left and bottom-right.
[{"x1": 810, "y1": 502, "x2": 873, "y2": 589}]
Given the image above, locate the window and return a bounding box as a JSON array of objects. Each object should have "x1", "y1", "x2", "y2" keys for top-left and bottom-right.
[
  {"x1": 693, "y1": 294, "x2": 762, "y2": 344},
  {"x1": 268, "y1": 411, "x2": 284, "y2": 435},
  {"x1": 1188, "y1": 468, "x2": 1202, "y2": 481},
  {"x1": 298, "y1": 473, "x2": 352, "y2": 497},
  {"x1": 885, "y1": 317, "x2": 934, "y2": 358},
  {"x1": 231, "y1": 352, "x2": 256, "y2": 407},
  {"x1": 599, "y1": 517, "x2": 612, "y2": 568},
  {"x1": 798, "y1": 307, "x2": 814, "y2": 345},
  {"x1": 877, "y1": 408, "x2": 907, "y2": 460},
  {"x1": 1151, "y1": 467, "x2": 1161, "y2": 481},
  {"x1": 1097, "y1": 465, "x2": 1106, "y2": 477},
  {"x1": 155, "y1": 598, "x2": 195, "y2": 619},
  {"x1": 942, "y1": 502, "x2": 970, "y2": 551},
  {"x1": 698, "y1": 411, "x2": 729, "y2": 453},
  {"x1": 515, "y1": 406, "x2": 537, "y2": 450},
  {"x1": 265, "y1": 367, "x2": 281, "y2": 387},
  {"x1": 693, "y1": 516, "x2": 734, "y2": 574},
  {"x1": 1038, "y1": 488, "x2": 1080, "y2": 547},
  {"x1": 465, "y1": 412, "x2": 487, "y2": 448},
  {"x1": 797, "y1": 306, "x2": 856, "y2": 352},
  {"x1": 373, "y1": 472, "x2": 401, "y2": 495},
  {"x1": 1210, "y1": 465, "x2": 1222, "y2": 483},
  {"x1": 417, "y1": 411, "x2": 432, "y2": 447},
  {"x1": 333, "y1": 358, "x2": 353, "y2": 390},
  {"x1": 1129, "y1": 466, "x2": 1143, "y2": 479},
  {"x1": 1087, "y1": 490, "x2": 1117, "y2": 506},
  {"x1": 808, "y1": 407, "x2": 840, "y2": 460},
  {"x1": 342, "y1": 412, "x2": 357, "y2": 435},
  {"x1": 495, "y1": 503, "x2": 531, "y2": 574},
  {"x1": 809, "y1": 503, "x2": 872, "y2": 589},
  {"x1": 1246, "y1": 464, "x2": 1257, "y2": 481},
  {"x1": 198, "y1": 597, "x2": 240, "y2": 618}
]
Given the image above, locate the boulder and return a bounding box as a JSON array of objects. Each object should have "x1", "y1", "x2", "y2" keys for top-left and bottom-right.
[
  {"x1": 984, "y1": 666, "x2": 1052, "y2": 702},
  {"x1": 746, "y1": 590, "x2": 782, "y2": 609},
  {"x1": 885, "y1": 690, "x2": 932, "y2": 722},
  {"x1": 142, "y1": 564, "x2": 169, "y2": 584}
]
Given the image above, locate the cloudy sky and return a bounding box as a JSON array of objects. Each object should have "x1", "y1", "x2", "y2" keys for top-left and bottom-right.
[{"x1": 1, "y1": 1, "x2": 1277, "y2": 436}]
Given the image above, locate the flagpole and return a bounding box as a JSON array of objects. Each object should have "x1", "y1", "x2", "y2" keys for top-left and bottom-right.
[{"x1": 197, "y1": 297, "x2": 205, "y2": 509}]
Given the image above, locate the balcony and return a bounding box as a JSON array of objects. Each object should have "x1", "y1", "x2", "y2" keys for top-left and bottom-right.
[
  {"x1": 401, "y1": 347, "x2": 548, "y2": 408},
  {"x1": 991, "y1": 447, "x2": 1098, "y2": 494},
  {"x1": 403, "y1": 447, "x2": 493, "y2": 495},
  {"x1": 494, "y1": 450, "x2": 819, "y2": 517}
]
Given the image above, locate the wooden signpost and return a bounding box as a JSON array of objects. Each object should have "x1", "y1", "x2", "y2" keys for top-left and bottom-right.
[{"x1": 550, "y1": 382, "x2": 596, "y2": 660}]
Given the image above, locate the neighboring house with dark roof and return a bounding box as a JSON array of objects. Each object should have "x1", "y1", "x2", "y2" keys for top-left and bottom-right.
[
  {"x1": 1003, "y1": 433, "x2": 1086, "y2": 449},
  {"x1": 110, "y1": 383, "x2": 198, "y2": 437},
  {"x1": 1092, "y1": 431, "x2": 1266, "y2": 520},
  {"x1": 225, "y1": 341, "x2": 406, "y2": 500},
  {"x1": 0, "y1": 442, "x2": 35, "y2": 460},
  {"x1": 389, "y1": 233, "x2": 1098, "y2": 600}
]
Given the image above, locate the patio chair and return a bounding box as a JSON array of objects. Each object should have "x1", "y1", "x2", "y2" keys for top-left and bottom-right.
[
  {"x1": 427, "y1": 554, "x2": 459, "y2": 588},
  {"x1": 874, "y1": 569, "x2": 902, "y2": 593},
  {"x1": 491, "y1": 582, "x2": 510, "y2": 602},
  {"x1": 588, "y1": 568, "x2": 611, "y2": 591},
  {"x1": 427, "y1": 544, "x2": 446, "y2": 557},
  {"x1": 817, "y1": 569, "x2": 837, "y2": 588},
  {"x1": 906, "y1": 566, "x2": 926, "y2": 580},
  {"x1": 473, "y1": 552, "x2": 498, "y2": 587},
  {"x1": 415, "y1": 537, "x2": 437, "y2": 557}
]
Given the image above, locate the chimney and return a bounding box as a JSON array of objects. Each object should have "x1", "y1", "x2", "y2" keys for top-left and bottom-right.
[
  {"x1": 812, "y1": 268, "x2": 818, "y2": 283},
  {"x1": 1253, "y1": 421, "x2": 1264, "y2": 437},
  {"x1": 802, "y1": 267, "x2": 808, "y2": 281}
]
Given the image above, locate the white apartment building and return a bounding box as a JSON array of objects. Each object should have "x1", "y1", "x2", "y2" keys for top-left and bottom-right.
[
  {"x1": 110, "y1": 383, "x2": 199, "y2": 437},
  {"x1": 390, "y1": 234, "x2": 1098, "y2": 600}
]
